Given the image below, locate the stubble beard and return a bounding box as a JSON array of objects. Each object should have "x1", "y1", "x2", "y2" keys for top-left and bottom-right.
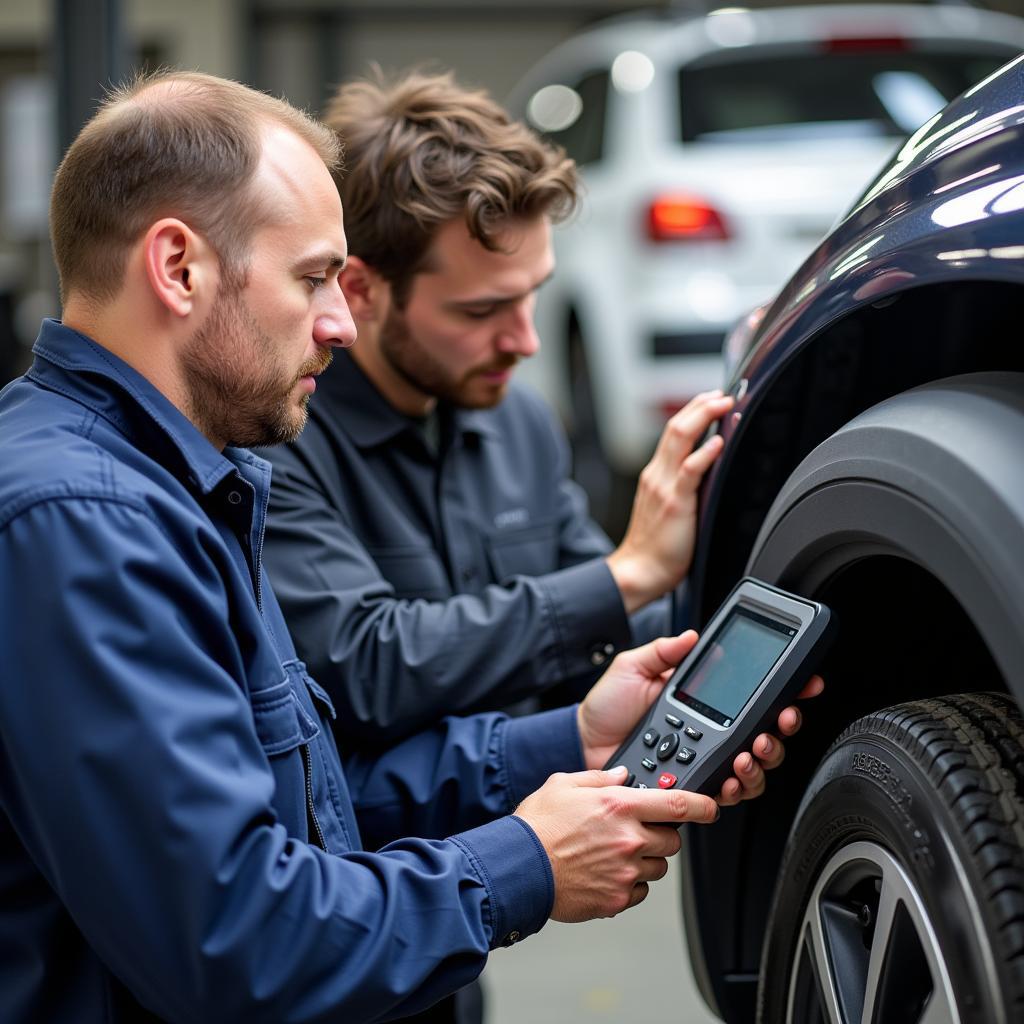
[
  {"x1": 183, "y1": 289, "x2": 332, "y2": 448},
  {"x1": 378, "y1": 306, "x2": 515, "y2": 410}
]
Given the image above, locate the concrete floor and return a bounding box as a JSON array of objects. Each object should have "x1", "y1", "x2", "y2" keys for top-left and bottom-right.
[{"x1": 484, "y1": 860, "x2": 723, "y2": 1024}]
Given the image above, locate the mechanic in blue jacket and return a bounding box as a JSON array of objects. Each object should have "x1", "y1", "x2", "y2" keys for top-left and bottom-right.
[{"x1": 0, "y1": 70, "x2": 819, "y2": 1023}]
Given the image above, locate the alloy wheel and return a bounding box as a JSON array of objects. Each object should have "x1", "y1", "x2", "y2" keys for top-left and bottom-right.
[{"x1": 786, "y1": 840, "x2": 959, "y2": 1024}]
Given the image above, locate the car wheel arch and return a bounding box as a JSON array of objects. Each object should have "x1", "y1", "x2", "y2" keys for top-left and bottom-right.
[
  {"x1": 749, "y1": 371, "x2": 1024, "y2": 694},
  {"x1": 698, "y1": 278, "x2": 1024, "y2": 623}
]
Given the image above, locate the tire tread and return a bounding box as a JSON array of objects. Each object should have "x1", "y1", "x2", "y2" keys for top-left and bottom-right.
[{"x1": 841, "y1": 693, "x2": 1024, "y2": 1006}]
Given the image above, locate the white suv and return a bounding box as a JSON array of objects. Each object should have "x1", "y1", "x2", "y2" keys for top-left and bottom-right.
[{"x1": 507, "y1": 4, "x2": 1024, "y2": 509}]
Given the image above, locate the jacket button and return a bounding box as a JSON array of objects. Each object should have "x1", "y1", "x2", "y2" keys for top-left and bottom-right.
[
  {"x1": 589, "y1": 642, "x2": 615, "y2": 667},
  {"x1": 504, "y1": 930, "x2": 521, "y2": 945},
  {"x1": 227, "y1": 490, "x2": 242, "y2": 505}
]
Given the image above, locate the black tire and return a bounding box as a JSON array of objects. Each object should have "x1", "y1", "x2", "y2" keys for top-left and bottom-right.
[{"x1": 758, "y1": 693, "x2": 1024, "y2": 1024}]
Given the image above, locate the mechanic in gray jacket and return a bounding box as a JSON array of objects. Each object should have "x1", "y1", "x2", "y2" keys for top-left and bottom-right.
[{"x1": 263, "y1": 70, "x2": 735, "y2": 748}]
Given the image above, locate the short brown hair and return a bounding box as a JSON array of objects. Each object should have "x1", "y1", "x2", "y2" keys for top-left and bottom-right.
[
  {"x1": 50, "y1": 69, "x2": 341, "y2": 304},
  {"x1": 323, "y1": 69, "x2": 578, "y2": 305}
]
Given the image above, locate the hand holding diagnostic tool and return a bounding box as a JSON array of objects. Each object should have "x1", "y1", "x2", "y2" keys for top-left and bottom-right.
[{"x1": 604, "y1": 578, "x2": 834, "y2": 800}]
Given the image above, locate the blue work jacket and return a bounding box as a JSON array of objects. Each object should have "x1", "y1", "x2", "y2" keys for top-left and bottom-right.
[{"x1": 0, "y1": 320, "x2": 582, "y2": 1023}]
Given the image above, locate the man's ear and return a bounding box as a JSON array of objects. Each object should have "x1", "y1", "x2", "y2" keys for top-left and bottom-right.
[
  {"x1": 142, "y1": 219, "x2": 217, "y2": 317},
  {"x1": 340, "y1": 256, "x2": 389, "y2": 322}
]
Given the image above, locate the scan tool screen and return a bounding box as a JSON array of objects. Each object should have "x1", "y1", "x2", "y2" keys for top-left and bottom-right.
[{"x1": 672, "y1": 608, "x2": 794, "y2": 726}]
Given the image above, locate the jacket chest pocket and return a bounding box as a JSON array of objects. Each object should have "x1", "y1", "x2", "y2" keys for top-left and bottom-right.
[
  {"x1": 368, "y1": 546, "x2": 451, "y2": 600},
  {"x1": 485, "y1": 520, "x2": 559, "y2": 583},
  {"x1": 249, "y1": 662, "x2": 353, "y2": 852},
  {"x1": 251, "y1": 679, "x2": 320, "y2": 754}
]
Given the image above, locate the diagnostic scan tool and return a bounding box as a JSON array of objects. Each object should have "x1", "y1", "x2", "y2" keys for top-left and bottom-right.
[{"x1": 605, "y1": 578, "x2": 834, "y2": 799}]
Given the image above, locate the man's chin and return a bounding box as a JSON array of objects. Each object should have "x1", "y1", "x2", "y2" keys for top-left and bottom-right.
[
  {"x1": 454, "y1": 384, "x2": 508, "y2": 410},
  {"x1": 229, "y1": 403, "x2": 309, "y2": 449},
  {"x1": 452, "y1": 370, "x2": 516, "y2": 409}
]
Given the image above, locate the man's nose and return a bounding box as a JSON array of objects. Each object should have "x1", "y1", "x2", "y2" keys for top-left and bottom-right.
[
  {"x1": 496, "y1": 302, "x2": 540, "y2": 358},
  {"x1": 314, "y1": 281, "x2": 358, "y2": 348}
]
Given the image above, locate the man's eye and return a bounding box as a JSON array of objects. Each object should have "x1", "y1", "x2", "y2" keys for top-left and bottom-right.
[
  {"x1": 306, "y1": 276, "x2": 327, "y2": 290},
  {"x1": 463, "y1": 306, "x2": 496, "y2": 320}
]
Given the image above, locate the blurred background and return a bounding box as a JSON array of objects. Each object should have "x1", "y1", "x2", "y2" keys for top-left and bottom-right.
[
  {"x1": 2, "y1": 0, "x2": 687, "y2": 394},
  {"x1": 4, "y1": 0, "x2": 1024, "y2": 540},
  {"x1": 6, "y1": 0, "x2": 1024, "y2": 528}
]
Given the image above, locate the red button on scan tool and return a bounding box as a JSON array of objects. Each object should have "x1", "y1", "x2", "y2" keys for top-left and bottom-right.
[{"x1": 658, "y1": 772, "x2": 677, "y2": 789}]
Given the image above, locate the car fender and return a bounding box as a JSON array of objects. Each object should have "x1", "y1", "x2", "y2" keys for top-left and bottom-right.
[{"x1": 749, "y1": 371, "x2": 1024, "y2": 696}]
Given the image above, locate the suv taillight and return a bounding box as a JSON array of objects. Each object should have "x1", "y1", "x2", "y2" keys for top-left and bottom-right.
[
  {"x1": 824, "y1": 36, "x2": 908, "y2": 54},
  {"x1": 647, "y1": 195, "x2": 729, "y2": 242}
]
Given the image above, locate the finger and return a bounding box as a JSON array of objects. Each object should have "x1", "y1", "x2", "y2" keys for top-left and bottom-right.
[
  {"x1": 679, "y1": 433, "x2": 725, "y2": 482},
  {"x1": 628, "y1": 630, "x2": 699, "y2": 678},
  {"x1": 798, "y1": 674, "x2": 825, "y2": 700},
  {"x1": 636, "y1": 856, "x2": 671, "y2": 884},
  {"x1": 571, "y1": 766, "x2": 632, "y2": 788},
  {"x1": 776, "y1": 705, "x2": 803, "y2": 736},
  {"x1": 658, "y1": 395, "x2": 734, "y2": 464},
  {"x1": 730, "y1": 751, "x2": 766, "y2": 800},
  {"x1": 628, "y1": 786, "x2": 719, "y2": 825},
  {"x1": 655, "y1": 390, "x2": 721, "y2": 441},
  {"x1": 672, "y1": 389, "x2": 732, "y2": 424},
  {"x1": 625, "y1": 881, "x2": 650, "y2": 911},
  {"x1": 717, "y1": 777, "x2": 744, "y2": 806},
  {"x1": 650, "y1": 391, "x2": 727, "y2": 461},
  {"x1": 720, "y1": 749, "x2": 770, "y2": 802},
  {"x1": 638, "y1": 823, "x2": 683, "y2": 859},
  {"x1": 752, "y1": 732, "x2": 785, "y2": 770}
]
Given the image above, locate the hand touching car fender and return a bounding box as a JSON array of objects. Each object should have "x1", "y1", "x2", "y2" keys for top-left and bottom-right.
[{"x1": 606, "y1": 391, "x2": 734, "y2": 615}]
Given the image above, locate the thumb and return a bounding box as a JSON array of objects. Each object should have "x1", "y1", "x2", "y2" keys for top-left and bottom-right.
[
  {"x1": 571, "y1": 765, "x2": 630, "y2": 788},
  {"x1": 627, "y1": 631, "x2": 699, "y2": 678}
]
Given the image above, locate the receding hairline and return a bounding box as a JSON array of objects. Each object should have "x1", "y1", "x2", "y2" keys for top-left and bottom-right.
[
  {"x1": 96, "y1": 69, "x2": 341, "y2": 171},
  {"x1": 114, "y1": 71, "x2": 228, "y2": 109},
  {"x1": 49, "y1": 68, "x2": 344, "y2": 303}
]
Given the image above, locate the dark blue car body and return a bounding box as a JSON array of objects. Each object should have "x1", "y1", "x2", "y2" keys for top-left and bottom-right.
[{"x1": 680, "y1": 55, "x2": 1024, "y2": 1023}]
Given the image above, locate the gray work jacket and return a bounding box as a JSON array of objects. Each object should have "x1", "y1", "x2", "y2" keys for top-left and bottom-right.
[{"x1": 263, "y1": 351, "x2": 668, "y2": 746}]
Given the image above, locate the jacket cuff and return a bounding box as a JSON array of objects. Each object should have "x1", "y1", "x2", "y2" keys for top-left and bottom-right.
[
  {"x1": 502, "y1": 705, "x2": 584, "y2": 805},
  {"x1": 539, "y1": 559, "x2": 632, "y2": 679},
  {"x1": 451, "y1": 815, "x2": 554, "y2": 949}
]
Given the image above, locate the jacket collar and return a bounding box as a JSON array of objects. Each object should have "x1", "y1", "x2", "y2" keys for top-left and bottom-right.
[
  {"x1": 313, "y1": 348, "x2": 501, "y2": 449},
  {"x1": 29, "y1": 319, "x2": 239, "y2": 495}
]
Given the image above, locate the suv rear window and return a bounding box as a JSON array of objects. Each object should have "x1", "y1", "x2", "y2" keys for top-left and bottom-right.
[
  {"x1": 537, "y1": 69, "x2": 610, "y2": 166},
  {"x1": 679, "y1": 47, "x2": 1017, "y2": 142}
]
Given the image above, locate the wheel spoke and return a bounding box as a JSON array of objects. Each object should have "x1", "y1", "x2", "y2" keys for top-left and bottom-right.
[
  {"x1": 802, "y1": 908, "x2": 845, "y2": 1024},
  {"x1": 860, "y1": 865, "x2": 900, "y2": 1024},
  {"x1": 916, "y1": 990, "x2": 959, "y2": 1024}
]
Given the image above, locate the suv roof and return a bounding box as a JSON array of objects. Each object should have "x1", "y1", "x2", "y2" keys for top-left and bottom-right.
[{"x1": 511, "y1": 4, "x2": 1024, "y2": 84}]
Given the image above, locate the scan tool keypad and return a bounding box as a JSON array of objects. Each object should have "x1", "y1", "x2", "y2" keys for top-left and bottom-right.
[{"x1": 631, "y1": 713, "x2": 700, "y2": 789}]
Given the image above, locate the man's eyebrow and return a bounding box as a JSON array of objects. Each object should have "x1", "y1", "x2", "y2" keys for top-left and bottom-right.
[
  {"x1": 445, "y1": 269, "x2": 555, "y2": 309},
  {"x1": 292, "y1": 252, "x2": 347, "y2": 274}
]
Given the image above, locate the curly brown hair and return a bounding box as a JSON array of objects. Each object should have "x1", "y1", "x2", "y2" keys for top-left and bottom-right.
[
  {"x1": 50, "y1": 70, "x2": 340, "y2": 304},
  {"x1": 323, "y1": 69, "x2": 578, "y2": 306}
]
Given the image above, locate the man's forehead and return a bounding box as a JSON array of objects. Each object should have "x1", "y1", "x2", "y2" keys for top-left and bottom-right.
[
  {"x1": 420, "y1": 216, "x2": 554, "y2": 295},
  {"x1": 251, "y1": 124, "x2": 345, "y2": 248},
  {"x1": 256, "y1": 124, "x2": 333, "y2": 198}
]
